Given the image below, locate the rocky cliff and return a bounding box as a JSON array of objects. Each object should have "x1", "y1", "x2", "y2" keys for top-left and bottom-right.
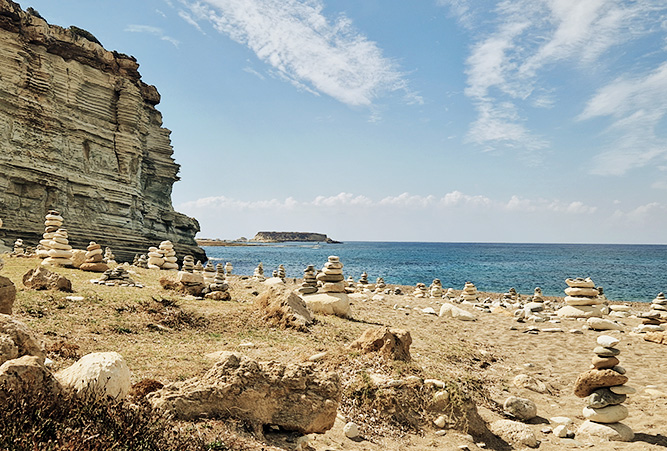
[
  {"x1": 250, "y1": 232, "x2": 340, "y2": 243},
  {"x1": 0, "y1": 1, "x2": 205, "y2": 263}
]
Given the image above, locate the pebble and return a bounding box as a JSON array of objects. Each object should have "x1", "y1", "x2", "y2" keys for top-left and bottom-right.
[
  {"x1": 434, "y1": 415, "x2": 447, "y2": 428},
  {"x1": 550, "y1": 416, "x2": 572, "y2": 425},
  {"x1": 308, "y1": 351, "x2": 328, "y2": 361},
  {"x1": 610, "y1": 385, "x2": 636, "y2": 395},
  {"x1": 553, "y1": 424, "x2": 569, "y2": 438},
  {"x1": 343, "y1": 422, "x2": 360, "y2": 439},
  {"x1": 542, "y1": 327, "x2": 564, "y2": 332},
  {"x1": 596, "y1": 335, "x2": 620, "y2": 347},
  {"x1": 593, "y1": 346, "x2": 620, "y2": 357}
]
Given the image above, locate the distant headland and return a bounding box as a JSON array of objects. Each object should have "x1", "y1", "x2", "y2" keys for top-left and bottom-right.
[{"x1": 197, "y1": 232, "x2": 341, "y2": 246}]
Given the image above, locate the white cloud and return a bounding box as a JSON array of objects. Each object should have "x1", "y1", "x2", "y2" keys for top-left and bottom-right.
[
  {"x1": 182, "y1": 0, "x2": 414, "y2": 107},
  {"x1": 125, "y1": 24, "x2": 180, "y2": 47},
  {"x1": 178, "y1": 10, "x2": 205, "y2": 33},
  {"x1": 311, "y1": 193, "x2": 372, "y2": 207},
  {"x1": 612, "y1": 202, "x2": 663, "y2": 223}
]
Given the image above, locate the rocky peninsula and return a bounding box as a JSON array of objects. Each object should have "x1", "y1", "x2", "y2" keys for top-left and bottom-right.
[{"x1": 250, "y1": 231, "x2": 341, "y2": 243}]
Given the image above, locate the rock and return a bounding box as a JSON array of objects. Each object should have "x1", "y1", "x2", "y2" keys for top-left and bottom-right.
[
  {"x1": 349, "y1": 327, "x2": 412, "y2": 361},
  {"x1": 148, "y1": 352, "x2": 341, "y2": 433},
  {"x1": 574, "y1": 369, "x2": 628, "y2": 397},
  {"x1": 587, "y1": 318, "x2": 623, "y2": 331},
  {"x1": 343, "y1": 421, "x2": 360, "y2": 439},
  {"x1": 503, "y1": 396, "x2": 537, "y2": 421},
  {"x1": 0, "y1": 355, "x2": 61, "y2": 397},
  {"x1": 597, "y1": 335, "x2": 620, "y2": 347},
  {"x1": 513, "y1": 374, "x2": 550, "y2": 394},
  {"x1": 0, "y1": 314, "x2": 45, "y2": 364},
  {"x1": 439, "y1": 303, "x2": 476, "y2": 321},
  {"x1": 556, "y1": 305, "x2": 602, "y2": 318},
  {"x1": 553, "y1": 424, "x2": 569, "y2": 438},
  {"x1": 489, "y1": 419, "x2": 539, "y2": 448},
  {"x1": 610, "y1": 385, "x2": 636, "y2": 394},
  {"x1": 70, "y1": 249, "x2": 86, "y2": 268},
  {"x1": 644, "y1": 331, "x2": 667, "y2": 345},
  {"x1": 593, "y1": 346, "x2": 620, "y2": 357},
  {"x1": 55, "y1": 352, "x2": 131, "y2": 400},
  {"x1": 256, "y1": 288, "x2": 314, "y2": 330},
  {"x1": 0, "y1": 275, "x2": 16, "y2": 315},
  {"x1": 582, "y1": 404, "x2": 629, "y2": 423},
  {"x1": 587, "y1": 387, "x2": 626, "y2": 408},
  {"x1": 302, "y1": 292, "x2": 351, "y2": 318},
  {"x1": 576, "y1": 420, "x2": 634, "y2": 442},
  {"x1": 22, "y1": 267, "x2": 72, "y2": 291},
  {"x1": 591, "y1": 355, "x2": 619, "y2": 369}
]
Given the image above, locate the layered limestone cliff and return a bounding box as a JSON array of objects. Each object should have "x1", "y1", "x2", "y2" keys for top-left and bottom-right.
[{"x1": 0, "y1": 1, "x2": 205, "y2": 263}]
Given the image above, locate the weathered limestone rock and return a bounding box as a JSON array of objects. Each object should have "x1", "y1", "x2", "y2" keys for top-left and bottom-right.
[
  {"x1": 503, "y1": 396, "x2": 537, "y2": 421},
  {"x1": 256, "y1": 288, "x2": 313, "y2": 331},
  {"x1": 577, "y1": 420, "x2": 634, "y2": 442},
  {"x1": 574, "y1": 369, "x2": 628, "y2": 397},
  {"x1": 147, "y1": 352, "x2": 341, "y2": 434},
  {"x1": 0, "y1": 1, "x2": 205, "y2": 263},
  {"x1": 22, "y1": 266, "x2": 72, "y2": 291},
  {"x1": 55, "y1": 351, "x2": 131, "y2": 400},
  {"x1": 489, "y1": 419, "x2": 539, "y2": 448},
  {"x1": 302, "y1": 292, "x2": 350, "y2": 317},
  {"x1": 0, "y1": 275, "x2": 16, "y2": 315},
  {"x1": 0, "y1": 314, "x2": 45, "y2": 364},
  {"x1": 0, "y1": 355, "x2": 61, "y2": 397},
  {"x1": 348, "y1": 327, "x2": 412, "y2": 361}
]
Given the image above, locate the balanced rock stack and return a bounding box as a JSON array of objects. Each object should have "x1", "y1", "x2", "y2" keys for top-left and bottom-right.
[
  {"x1": 80, "y1": 242, "x2": 109, "y2": 272},
  {"x1": 92, "y1": 267, "x2": 140, "y2": 287},
  {"x1": 375, "y1": 277, "x2": 386, "y2": 292},
  {"x1": 635, "y1": 293, "x2": 667, "y2": 333},
  {"x1": 277, "y1": 265, "x2": 286, "y2": 280},
  {"x1": 532, "y1": 287, "x2": 544, "y2": 303},
  {"x1": 37, "y1": 210, "x2": 64, "y2": 258},
  {"x1": 430, "y1": 279, "x2": 443, "y2": 298},
  {"x1": 177, "y1": 255, "x2": 204, "y2": 287},
  {"x1": 203, "y1": 262, "x2": 216, "y2": 285},
  {"x1": 103, "y1": 247, "x2": 116, "y2": 265},
  {"x1": 650, "y1": 293, "x2": 667, "y2": 319},
  {"x1": 13, "y1": 239, "x2": 25, "y2": 255},
  {"x1": 574, "y1": 335, "x2": 635, "y2": 442},
  {"x1": 316, "y1": 256, "x2": 345, "y2": 293},
  {"x1": 193, "y1": 261, "x2": 204, "y2": 275},
  {"x1": 412, "y1": 283, "x2": 428, "y2": 298},
  {"x1": 444, "y1": 287, "x2": 456, "y2": 299},
  {"x1": 147, "y1": 247, "x2": 164, "y2": 270},
  {"x1": 42, "y1": 228, "x2": 73, "y2": 267},
  {"x1": 253, "y1": 263, "x2": 265, "y2": 281},
  {"x1": 136, "y1": 254, "x2": 148, "y2": 269},
  {"x1": 346, "y1": 276, "x2": 355, "y2": 288},
  {"x1": 502, "y1": 287, "x2": 519, "y2": 303},
  {"x1": 302, "y1": 256, "x2": 350, "y2": 317},
  {"x1": 159, "y1": 241, "x2": 178, "y2": 270},
  {"x1": 296, "y1": 265, "x2": 318, "y2": 295},
  {"x1": 557, "y1": 277, "x2": 603, "y2": 318},
  {"x1": 224, "y1": 262, "x2": 233, "y2": 276},
  {"x1": 459, "y1": 282, "x2": 479, "y2": 302},
  {"x1": 356, "y1": 272, "x2": 369, "y2": 290},
  {"x1": 205, "y1": 263, "x2": 230, "y2": 301}
]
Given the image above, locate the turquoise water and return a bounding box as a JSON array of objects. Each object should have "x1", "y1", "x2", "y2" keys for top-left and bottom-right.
[{"x1": 203, "y1": 242, "x2": 667, "y2": 302}]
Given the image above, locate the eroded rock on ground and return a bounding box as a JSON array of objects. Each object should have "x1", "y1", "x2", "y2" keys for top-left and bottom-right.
[
  {"x1": 0, "y1": 314, "x2": 45, "y2": 365},
  {"x1": 56, "y1": 351, "x2": 131, "y2": 400},
  {"x1": 0, "y1": 276, "x2": 16, "y2": 314},
  {"x1": 349, "y1": 327, "x2": 412, "y2": 361},
  {"x1": 22, "y1": 267, "x2": 72, "y2": 292},
  {"x1": 256, "y1": 287, "x2": 314, "y2": 331},
  {"x1": 148, "y1": 351, "x2": 341, "y2": 434}
]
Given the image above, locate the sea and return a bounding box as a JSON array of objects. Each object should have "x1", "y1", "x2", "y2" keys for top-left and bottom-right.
[{"x1": 203, "y1": 242, "x2": 667, "y2": 303}]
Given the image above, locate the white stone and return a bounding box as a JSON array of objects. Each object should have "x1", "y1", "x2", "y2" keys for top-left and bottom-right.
[
  {"x1": 489, "y1": 420, "x2": 538, "y2": 448},
  {"x1": 503, "y1": 396, "x2": 537, "y2": 421},
  {"x1": 597, "y1": 335, "x2": 620, "y2": 347},
  {"x1": 55, "y1": 352, "x2": 131, "y2": 400},
  {"x1": 582, "y1": 404, "x2": 628, "y2": 423},
  {"x1": 302, "y1": 292, "x2": 351, "y2": 318},
  {"x1": 576, "y1": 420, "x2": 634, "y2": 442},
  {"x1": 549, "y1": 416, "x2": 572, "y2": 425},
  {"x1": 434, "y1": 415, "x2": 447, "y2": 428},
  {"x1": 422, "y1": 307, "x2": 437, "y2": 315},
  {"x1": 587, "y1": 317, "x2": 623, "y2": 331},
  {"x1": 343, "y1": 421, "x2": 360, "y2": 439},
  {"x1": 556, "y1": 305, "x2": 603, "y2": 318},
  {"x1": 451, "y1": 306, "x2": 476, "y2": 321},
  {"x1": 553, "y1": 425, "x2": 569, "y2": 438}
]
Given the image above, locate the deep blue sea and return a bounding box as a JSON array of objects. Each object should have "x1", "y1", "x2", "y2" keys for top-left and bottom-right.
[{"x1": 203, "y1": 242, "x2": 667, "y2": 302}]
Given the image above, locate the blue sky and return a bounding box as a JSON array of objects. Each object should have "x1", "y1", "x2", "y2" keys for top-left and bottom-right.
[{"x1": 26, "y1": 0, "x2": 667, "y2": 243}]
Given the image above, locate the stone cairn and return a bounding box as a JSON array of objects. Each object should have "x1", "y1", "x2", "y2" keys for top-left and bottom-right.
[
  {"x1": 557, "y1": 277, "x2": 604, "y2": 318},
  {"x1": 501, "y1": 287, "x2": 519, "y2": 303},
  {"x1": 80, "y1": 241, "x2": 109, "y2": 272},
  {"x1": 253, "y1": 262, "x2": 265, "y2": 281},
  {"x1": 205, "y1": 263, "x2": 230, "y2": 300},
  {"x1": 203, "y1": 261, "x2": 216, "y2": 285},
  {"x1": 459, "y1": 282, "x2": 478, "y2": 302},
  {"x1": 42, "y1": 228, "x2": 73, "y2": 267},
  {"x1": 147, "y1": 246, "x2": 164, "y2": 270},
  {"x1": 103, "y1": 247, "x2": 116, "y2": 265},
  {"x1": 37, "y1": 210, "x2": 64, "y2": 258},
  {"x1": 92, "y1": 266, "x2": 140, "y2": 287},
  {"x1": 532, "y1": 287, "x2": 544, "y2": 303},
  {"x1": 12, "y1": 238, "x2": 24, "y2": 255},
  {"x1": 356, "y1": 272, "x2": 369, "y2": 290},
  {"x1": 176, "y1": 255, "x2": 204, "y2": 288},
  {"x1": 412, "y1": 283, "x2": 428, "y2": 298},
  {"x1": 316, "y1": 256, "x2": 345, "y2": 293},
  {"x1": 136, "y1": 254, "x2": 148, "y2": 269},
  {"x1": 375, "y1": 277, "x2": 386, "y2": 292},
  {"x1": 444, "y1": 287, "x2": 456, "y2": 299},
  {"x1": 635, "y1": 293, "x2": 667, "y2": 333},
  {"x1": 296, "y1": 265, "x2": 318, "y2": 295},
  {"x1": 159, "y1": 241, "x2": 178, "y2": 270},
  {"x1": 430, "y1": 279, "x2": 443, "y2": 298},
  {"x1": 277, "y1": 264, "x2": 286, "y2": 280},
  {"x1": 132, "y1": 254, "x2": 139, "y2": 266},
  {"x1": 346, "y1": 276, "x2": 355, "y2": 288},
  {"x1": 224, "y1": 262, "x2": 233, "y2": 276},
  {"x1": 574, "y1": 335, "x2": 635, "y2": 442},
  {"x1": 194, "y1": 260, "x2": 204, "y2": 275}
]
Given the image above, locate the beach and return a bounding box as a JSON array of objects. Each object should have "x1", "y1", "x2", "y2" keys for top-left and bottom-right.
[{"x1": 2, "y1": 254, "x2": 667, "y2": 450}]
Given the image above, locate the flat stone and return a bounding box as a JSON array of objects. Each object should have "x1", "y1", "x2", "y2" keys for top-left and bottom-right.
[
  {"x1": 582, "y1": 404, "x2": 628, "y2": 423},
  {"x1": 587, "y1": 387, "x2": 627, "y2": 408},
  {"x1": 594, "y1": 346, "x2": 620, "y2": 357},
  {"x1": 556, "y1": 305, "x2": 602, "y2": 318},
  {"x1": 488, "y1": 419, "x2": 538, "y2": 448},
  {"x1": 577, "y1": 420, "x2": 633, "y2": 442},
  {"x1": 610, "y1": 385, "x2": 636, "y2": 395},
  {"x1": 587, "y1": 318, "x2": 623, "y2": 331},
  {"x1": 573, "y1": 369, "x2": 628, "y2": 397},
  {"x1": 591, "y1": 355, "x2": 619, "y2": 370},
  {"x1": 303, "y1": 292, "x2": 351, "y2": 317},
  {"x1": 597, "y1": 335, "x2": 620, "y2": 347}
]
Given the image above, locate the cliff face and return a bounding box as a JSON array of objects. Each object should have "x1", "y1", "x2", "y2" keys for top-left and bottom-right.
[
  {"x1": 251, "y1": 232, "x2": 337, "y2": 243},
  {"x1": 0, "y1": 1, "x2": 205, "y2": 262}
]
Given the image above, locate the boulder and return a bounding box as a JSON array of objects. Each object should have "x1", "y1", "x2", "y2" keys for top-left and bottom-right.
[
  {"x1": 302, "y1": 292, "x2": 351, "y2": 318},
  {"x1": 0, "y1": 275, "x2": 16, "y2": 315},
  {"x1": 70, "y1": 249, "x2": 86, "y2": 268},
  {"x1": 22, "y1": 267, "x2": 72, "y2": 292},
  {"x1": 489, "y1": 419, "x2": 539, "y2": 448},
  {"x1": 556, "y1": 305, "x2": 602, "y2": 318},
  {"x1": 439, "y1": 303, "x2": 476, "y2": 321},
  {"x1": 574, "y1": 369, "x2": 628, "y2": 397},
  {"x1": 256, "y1": 288, "x2": 313, "y2": 331},
  {"x1": 55, "y1": 352, "x2": 131, "y2": 400},
  {"x1": 0, "y1": 355, "x2": 61, "y2": 397},
  {"x1": 0, "y1": 314, "x2": 45, "y2": 364},
  {"x1": 503, "y1": 396, "x2": 537, "y2": 421},
  {"x1": 147, "y1": 352, "x2": 341, "y2": 434},
  {"x1": 582, "y1": 404, "x2": 629, "y2": 423},
  {"x1": 576, "y1": 420, "x2": 634, "y2": 442},
  {"x1": 586, "y1": 317, "x2": 623, "y2": 331},
  {"x1": 348, "y1": 327, "x2": 412, "y2": 361}
]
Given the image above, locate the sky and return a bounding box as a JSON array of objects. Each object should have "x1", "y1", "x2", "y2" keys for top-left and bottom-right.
[{"x1": 24, "y1": 0, "x2": 667, "y2": 244}]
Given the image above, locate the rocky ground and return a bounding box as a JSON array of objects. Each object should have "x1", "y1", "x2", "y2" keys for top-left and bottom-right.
[{"x1": 2, "y1": 255, "x2": 667, "y2": 450}]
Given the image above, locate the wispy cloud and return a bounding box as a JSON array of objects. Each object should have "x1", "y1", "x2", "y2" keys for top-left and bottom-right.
[
  {"x1": 125, "y1": 24, "x2": 180, "y2": 47},
  {"x1": 178, "y1": 10, "x2": 205, "y2": 33},
  {"x1": 441, "y1": 0, "x2": 667, "y2": 163},
  {"x1": 180, "y1": 0, "x2": 415, "y2": 107}
]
